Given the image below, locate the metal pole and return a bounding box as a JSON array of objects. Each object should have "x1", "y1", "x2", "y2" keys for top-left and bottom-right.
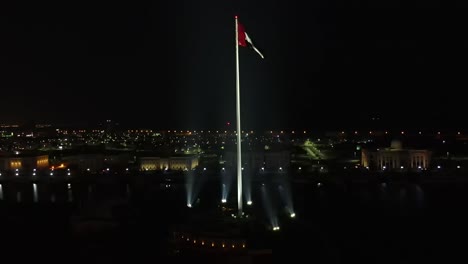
[{"x1": 235, "y1": 15, "x2": 243, "y2": 217}]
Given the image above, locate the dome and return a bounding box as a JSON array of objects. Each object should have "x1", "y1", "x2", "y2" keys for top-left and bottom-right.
[{"x1": 390, "y1": 140, "x2": 403, "y2": 150}]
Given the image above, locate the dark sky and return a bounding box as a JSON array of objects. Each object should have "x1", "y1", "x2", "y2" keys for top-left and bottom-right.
[{"x1": 1, "y1": 1, "x2": 467, "y2": 129}]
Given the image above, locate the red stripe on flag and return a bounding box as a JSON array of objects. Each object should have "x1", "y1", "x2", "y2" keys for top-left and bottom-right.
[{"x1": 238, "y1": 22, "x2": 247, "y2": 47}]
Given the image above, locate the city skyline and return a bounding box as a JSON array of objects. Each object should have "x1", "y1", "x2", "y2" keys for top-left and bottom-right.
[{"x1": 1, "y1": 1, "x2": 467, "y2": 129}]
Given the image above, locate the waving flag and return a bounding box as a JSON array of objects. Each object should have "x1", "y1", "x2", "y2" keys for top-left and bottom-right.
[{"x1": 237, "y1": 21, "x2": 264, "y2": 59}]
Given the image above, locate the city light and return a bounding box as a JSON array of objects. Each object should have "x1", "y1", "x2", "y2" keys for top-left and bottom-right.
[{"x1": 3, "y1": 116, "x2": 464, "y2": 250}]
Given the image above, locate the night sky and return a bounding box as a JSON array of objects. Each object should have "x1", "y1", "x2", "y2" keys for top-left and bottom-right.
[{"x1": 1, "y1": 1, "x2": 467, "y2": 129}]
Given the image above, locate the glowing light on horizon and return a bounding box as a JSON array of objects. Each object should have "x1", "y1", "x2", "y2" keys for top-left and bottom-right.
[
  {"x1": 279, "y1": 183, "x2": 295, "y2": 218},
  {"x1": 261, "y1": 184, "x2": 279, "y2": 232},
  {"x1": 68, "y1": 183, "x2": 73, "y2": 202},
  {"x1": 33, "y1": 183, "x2": 38, "y2": 203},
  {"x1": 221, "y1": 169, "x2": 233, "y2": 205},
  {"x1": 185, "y1": 169, "x2": 203, "y2": 208}
]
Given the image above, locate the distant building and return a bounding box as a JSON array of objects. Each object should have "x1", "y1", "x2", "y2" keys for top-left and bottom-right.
[
  {"x1": 0, "y1": 151, "x2": 49, "y2": 171},
  {"x1": 51, "y1": 147, "x2": 132, "y2": 171},
  {"x1": 224, "y1": 145, "x2": 291, "y2": 172},
  {"x1": 61, "y1": 153, "x2": 105, "y2": 171},
  {"x1": 361, "y1": 140, "x2": 431, "y2": 170},
  {"x1": 139, "y1": 155, "x2": 199, "y2": 171},
  {"x1": 104, "y1": 152, "x2": 132, "y2": 168}
]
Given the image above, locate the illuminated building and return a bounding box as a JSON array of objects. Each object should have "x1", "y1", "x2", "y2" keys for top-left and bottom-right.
[
  {"x1": 224, "y1": 145, "x2": 291, "y2": 172},
  {"x1": 139, "y1": 155, "x2": 199, "y2": 171},
  {"x1": 0, "y1": 152, "x2": 49, "y2": 171},
  {"x1": 361, "y1": 140, "x2": 431, "y2": 170},
  {"x1": 61, "y1": 154, "x2": 105, "y2": 171}
]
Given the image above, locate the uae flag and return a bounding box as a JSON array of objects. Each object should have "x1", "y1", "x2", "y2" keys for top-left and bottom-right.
[{"x1": 238, "y1": 22, "x2": 264, "y2": 59}]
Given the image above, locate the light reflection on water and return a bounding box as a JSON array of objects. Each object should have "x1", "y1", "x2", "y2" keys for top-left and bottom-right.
[
  {"x1": 33, "y1": 183, "x2": 38, "y2": 203},
  {"x1": 0, "y1": 173, "x2": 427, "y2": 220}
]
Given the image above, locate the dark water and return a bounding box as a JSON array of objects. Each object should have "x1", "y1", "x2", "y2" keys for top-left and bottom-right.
[
  {"x1": 0, "y1": 173, "x2": 467, "y2": 263},
  {"x1": 283, "y1": 181, "x2": 468, "y2": 264}
]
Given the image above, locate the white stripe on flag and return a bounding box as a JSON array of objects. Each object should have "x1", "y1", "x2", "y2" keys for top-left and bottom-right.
[{"x1": 245, "y1": 33, "x2": 264, "y2": 59}]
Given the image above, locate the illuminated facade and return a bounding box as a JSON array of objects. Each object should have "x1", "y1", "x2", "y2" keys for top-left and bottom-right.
[
  {"x1": 61, "y1": 154, "x2": 105, "y2": 171},
  {"x1": 0, "y1": 154, "x2": 49, "y2": 171},
  {"x1": 225, "y1": 147, "x2": 291, "y2": 172},
  {"x1": 140, "y1": 155, "x2": 199, "y2": 171},
  {"x1": 361, "y1": 140, "x2": 431, "y2": 170}
]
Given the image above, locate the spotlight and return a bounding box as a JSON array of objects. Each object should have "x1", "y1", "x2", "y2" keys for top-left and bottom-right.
[{"x1": 290, "y1": 213, "x2": 296, "y2": 218}]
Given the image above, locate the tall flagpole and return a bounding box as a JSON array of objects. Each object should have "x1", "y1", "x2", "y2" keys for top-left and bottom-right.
[{"x1": 235, "y1": 15, "x2": 243, "y2": 218}]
